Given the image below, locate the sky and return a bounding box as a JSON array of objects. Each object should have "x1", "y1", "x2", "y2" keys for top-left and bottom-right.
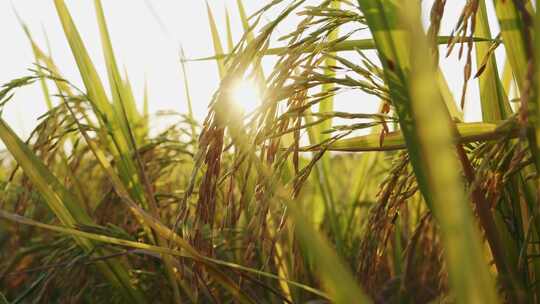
[{"x1": 0, "y1": 1, "x2": 502, "y2": 140}]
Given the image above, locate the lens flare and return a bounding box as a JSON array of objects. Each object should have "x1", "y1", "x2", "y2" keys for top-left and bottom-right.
[{"x1": 230, "y1": 79, "x2": 261, "y2": 114}]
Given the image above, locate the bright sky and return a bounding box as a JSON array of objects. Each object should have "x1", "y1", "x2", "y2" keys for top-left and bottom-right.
[{"x1": 1, "y1": 1, "x2": 501, "y2": 140}]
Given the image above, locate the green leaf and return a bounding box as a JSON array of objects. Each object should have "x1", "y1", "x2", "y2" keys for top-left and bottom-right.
[
  {"x1": 475, "y1": 0, "x2": 512, "y2": 121},
  {"x1": 402, "y1": 3, "x2": 499, "y2": 302},
  {"x1": 314, "y1": 121, "x2": 516, "y2": 152},
  {"x1": 206, "y1": 2, "x2": 227, "y2": 78},
  {"x1": 54, "y1": 0, "x2": 113, "y2": 119},
  {"x1": 492, "y1": 0, "x2": 529, "y2": 91},
  {"x1": 188, "y1": 36, "x2": 493, "y2": 61},
  {"x1": 288, "y1": 202, "x2": 371, "y2": 303},
  {"x1": 225, "y1": 7, "x2": 235, "y2": 53},
  {"x1": 318, "y1": 0, "x2": 340, "y2": 140}
]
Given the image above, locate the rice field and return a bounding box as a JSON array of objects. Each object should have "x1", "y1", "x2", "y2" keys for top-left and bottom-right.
[{"x1": 1, "y1": 0, "x2": 540, "y2": 303}]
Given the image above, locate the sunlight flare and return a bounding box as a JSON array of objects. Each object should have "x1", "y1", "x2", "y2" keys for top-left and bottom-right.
[{"x1": 229, "y1": 79, "x2": 261, "y2": 114}]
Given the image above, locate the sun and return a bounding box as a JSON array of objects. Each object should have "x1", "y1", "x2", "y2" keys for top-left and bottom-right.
[{"x1": 229, "y1": 79, "x2": 261, "y2": 114}]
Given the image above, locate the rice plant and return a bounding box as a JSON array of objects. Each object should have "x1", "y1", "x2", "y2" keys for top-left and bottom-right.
[{"x1": 1, "y1": 0, "x2": 540, "y2": 303}]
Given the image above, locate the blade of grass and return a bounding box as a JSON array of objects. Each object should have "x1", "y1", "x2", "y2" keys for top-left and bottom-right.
[
  {"x1": 475, "y1": 0, "x2": 512, "y2": 121},
  {"x1": 206, "y1": 2, "x2": 227, "y2": 78},
  {"x1": 303, "y1": 121, "x2": 518, "y2": 152},
  {"x1": 318, "y1": 0, "x2": 339, "y2": 139},
  {"x1": 225, "y1": 7, "x2": 235, "y2": 53},
  {"x1": 180, "y1": 47, "x2": 197, "y2": 139},
  {"x1": 492, "y1": 0, "x2": 529, "y2": 91},
  {"x1": 402, "y1": 3, "x2": 499, "y2": 302},
  {"x1": 93, "y1": 0, "x2": 144, "y2": 152},
  {"x1": 533, "y1": 0, "x2": 540, "y2": 169},
  {"x1": 438, "y1": 71, "x2": 464, "y2": 121},
  {"x1": 303, "y1": 111, "x2": 342, "y2": 253},
  {"x1": 356, "y1": 0, "x2": 434, "y2": 205},
  {"x1": 17, "y1": 20, "x2": 53, "y2": 110},
  {"x1": 287, "y1": 201, "x2": 371, "y2": 303},
  {"x1": 189, "y1": 36, "x2": 494, "y2": 61},
  {"x1": 236, "y1": 0, "x2": 265, "y2": 84},
  {"x1": 473, "y1": 3, "x2": 526, "y2": 300},
  {"x1": 53, "y1": 0, "x2": 113, "y2": 119}
]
